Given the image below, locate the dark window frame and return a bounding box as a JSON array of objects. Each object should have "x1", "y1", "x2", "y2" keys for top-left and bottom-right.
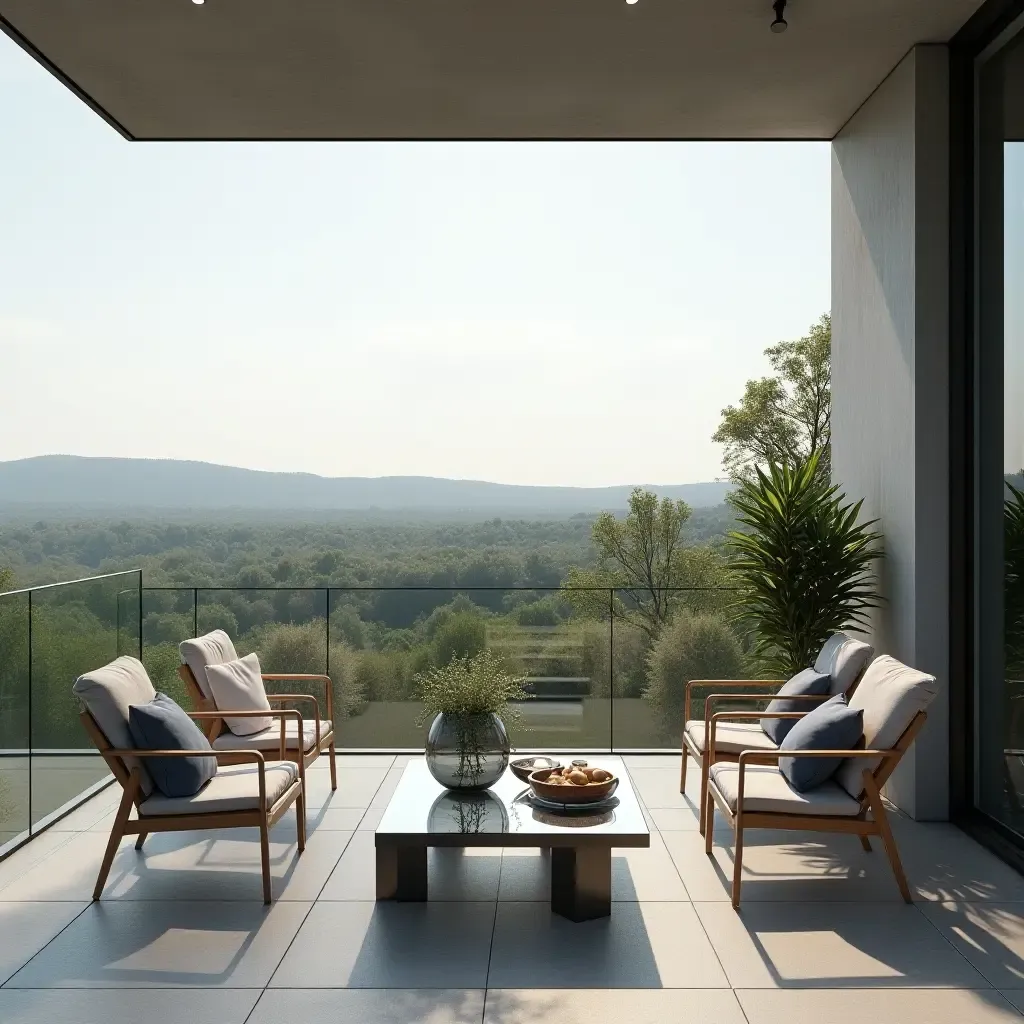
[{"x1": 949, "y1": 0, "x2": 1024, "y2": 870}]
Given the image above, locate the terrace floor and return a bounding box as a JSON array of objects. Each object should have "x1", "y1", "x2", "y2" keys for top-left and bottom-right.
[{"x1": 1, "y1": 754, "x2": 1023, "y2": 1023}]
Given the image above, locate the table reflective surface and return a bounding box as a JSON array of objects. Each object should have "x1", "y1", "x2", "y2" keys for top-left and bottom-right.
[{"x1": 375, "y1": 756, "x2": 649, "y2": 848}]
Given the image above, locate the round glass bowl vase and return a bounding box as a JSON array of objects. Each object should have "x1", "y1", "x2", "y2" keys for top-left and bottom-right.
[{"x1": 424, "y1": 712, "x2": 510, "y2": 791}]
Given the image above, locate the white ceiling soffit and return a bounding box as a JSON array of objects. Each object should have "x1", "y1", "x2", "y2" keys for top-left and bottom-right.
[{"x1": 0, "y1": 0, "x2": 984, "y2": 140}]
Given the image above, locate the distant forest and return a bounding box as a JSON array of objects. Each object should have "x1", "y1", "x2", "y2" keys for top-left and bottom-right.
[{"x1": 0, "y1": 506, "x2": 737, "y2": 592}]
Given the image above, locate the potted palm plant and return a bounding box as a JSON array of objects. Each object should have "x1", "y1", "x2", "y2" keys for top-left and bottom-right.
[
  {"x1": 416, "y1": 649, "x2": 531, "y2": 791},
  {"x1": 726, "y1": 452, "x2": 882, "y2": 675}
]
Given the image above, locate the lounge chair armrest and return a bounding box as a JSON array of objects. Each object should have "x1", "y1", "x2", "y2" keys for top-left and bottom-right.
[
  {"x1": 737, "y1": 748, "x2": 892, "y2": 765},
  {"x1": 266, "y1": 694, "x2": 322, "y2": 747},
  {"x1": 702, "y1": 695, "x2": 829, "y2": 750},
  {"x1": 684, "y1": 678, "x2": 782, "y2": 728},
  {"x1": 261, "y1": 673, "x2": 333, "y2": 720},
  {"x1": 707, "y1": 709, "x2": 806, "y2": 761},
  {"x1": 731, "y1": 747, "x2": 898, "y2": 814},
  {"x1": 187, "y1": 708, "x2": 302, "y2": 760},
  {"x1": 110, "y1": 747, "x2": 272, "y2": 812},
  {"x1": 186, "y1": 708, "x2": 302, "y2": 721},
  {"x1": 108, "y1": 747, "x2": 265, "y2": 760}
]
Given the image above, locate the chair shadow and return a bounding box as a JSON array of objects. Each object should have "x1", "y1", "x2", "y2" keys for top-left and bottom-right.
[{"x1": 699, "y1": 826, "x2": 1024, "y2": 988}]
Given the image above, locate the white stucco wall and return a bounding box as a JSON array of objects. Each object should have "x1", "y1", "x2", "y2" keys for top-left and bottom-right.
[{"x1": 832, "y1": 46, "x2": 950, "y2": 820}]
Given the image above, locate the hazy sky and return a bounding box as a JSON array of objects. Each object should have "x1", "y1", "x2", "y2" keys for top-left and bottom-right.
[{"x1": 0, "y1": 34, "x2": 830, "y2": 488}]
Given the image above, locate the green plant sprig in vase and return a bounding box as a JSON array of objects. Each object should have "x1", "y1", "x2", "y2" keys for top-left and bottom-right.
[{"x1": 416, "y1": 650, "x2": 532, "y2": 791}]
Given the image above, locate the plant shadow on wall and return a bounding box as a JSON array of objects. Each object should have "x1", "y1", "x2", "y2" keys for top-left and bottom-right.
[{"x1": 726, "y1": 451, "x2": 883, "y2": 676}]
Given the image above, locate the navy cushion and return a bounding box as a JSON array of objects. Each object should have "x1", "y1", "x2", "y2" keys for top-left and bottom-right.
[
  {"x1": 128, "y1": 692, "x2": 217, "y2": 798},
  {"x1": 779, "y1": 693, "x2": 864, "y2": 793},
  {"x1": 761, "y1": 667, "x2": 832, "y2": 744}
]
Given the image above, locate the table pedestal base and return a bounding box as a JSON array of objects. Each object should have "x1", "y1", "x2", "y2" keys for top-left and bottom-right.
[
  {"x1": 550, "y1": 845, "x2": 612, "y2": 921},
  {"x1": 376, "y1": 844, "x2": 427, "y2": 901}
]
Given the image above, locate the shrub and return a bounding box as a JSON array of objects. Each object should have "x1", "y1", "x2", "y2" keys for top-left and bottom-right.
[
  {"x1": 644, "y1": 611, "x2": 747, "y2": 742},
  {"x1": 433, "y1": 612, "x2": 487, "y2": 667}
]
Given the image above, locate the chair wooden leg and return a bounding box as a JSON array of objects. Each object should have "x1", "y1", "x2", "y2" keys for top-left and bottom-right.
[
  {"x1": 859, "y1": 834, "x2": 872, "y2": 852},
  {"x1": 94, "y1": 780, "x2": 135, "y2": 901},
  {"x1": 134, "y1": 832, "x2": 148, "y2": 851},
  {"x1": 680, "y1": 746, "x2": 688, "y2": 792},
  {"x1": 328, "y1": 740, "x2": 338, "y2": 791},
  {"x1": 698, "y1": 755, "x2": 710, "y2": 835},
  {"x1": 259, "y1": 819, "x2": 272, "y2": 904},
  {"x1": 863, "y1": 771, "x2": 911, "y2": 903},
  {"x1": 704, "y1": 786, "x2": 715, "y2": 855},
  {"x1": 731, "y1": 817, "x2": 745, "y2": 910},
  {"x1": 296, "y1": 791, "x2": 306, "y2": 853}
]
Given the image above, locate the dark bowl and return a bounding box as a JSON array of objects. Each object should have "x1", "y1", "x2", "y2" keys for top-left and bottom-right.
[
  {"x1": 528, "y1": 766, "x2": 620, "y2": 804},
  {"x1": 510, "y1": 756, "x2": 562, "y2": 783}
]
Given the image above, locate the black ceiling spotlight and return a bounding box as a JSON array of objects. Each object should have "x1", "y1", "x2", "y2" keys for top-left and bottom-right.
[{"x1": 771, "y1": 0, "x2": 788, "y2": 33}]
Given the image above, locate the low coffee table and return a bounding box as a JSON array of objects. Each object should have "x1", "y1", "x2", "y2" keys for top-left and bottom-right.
[{"x1": 375, "y1": 755, "x2": 649, "y2": 921}]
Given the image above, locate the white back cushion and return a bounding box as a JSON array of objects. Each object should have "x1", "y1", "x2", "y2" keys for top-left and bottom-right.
[
  {"x1": 835, "y1": 655, "x2": 938, "y2": 799},
  {"x1": 179, "y1": 630, "x2": 240, "y2": 700},
  {"x1": 814, "y1": 634, "x2": 875, "y2": 696},
  {"x1": 74, "y1": 656, "x2": 157, "y2": 796},
  {"x1": 204, "y1": 653, "x2": 272, "y2": 736}
]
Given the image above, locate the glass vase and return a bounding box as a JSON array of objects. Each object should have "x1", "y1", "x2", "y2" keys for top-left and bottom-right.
[{"x1": 424, "y1": 711, "x2": 510, "y2": 791}]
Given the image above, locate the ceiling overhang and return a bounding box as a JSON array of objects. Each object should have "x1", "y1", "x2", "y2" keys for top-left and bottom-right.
[{"x1": 0, "y1": 1, "x2": 985, "y2": 140}]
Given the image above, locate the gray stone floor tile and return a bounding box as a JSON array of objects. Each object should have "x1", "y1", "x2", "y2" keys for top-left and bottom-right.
[
  {"x1": 919, "y1": 901, "x2": 1024, "y2": 988},
  {"x1": 0, "y1": 901, "x2": 88, "y2": 985},
  {"x1": 249, "y1": 988, "x2": 484, "y2": 1024},
  {"x1": 736, "y1": 988, "x2": 1023, "y2": 1023},
  {"x1": 4, "y1": 899, "x2": 313, "y2": 988},
  {"x1": 0, "y1": 989, "x2": 262, "y2": 1024},
  {"x1": 695, "y1": 901, "x2": 991, "y2": 988},
  {"x1": 483, "y1": 989, "x2": 747, "y2": 1023},
  {"x1": 269, "y1": 900, "x2": 496, "y2": 988},
  {"x1": 487, "y1": 901, "x2": 729, "y2": 989}
]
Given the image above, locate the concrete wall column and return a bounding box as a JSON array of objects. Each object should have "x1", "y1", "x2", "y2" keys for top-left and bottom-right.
[{"x1": 831, "y1": 45, "x2": 950, "y2": 820}]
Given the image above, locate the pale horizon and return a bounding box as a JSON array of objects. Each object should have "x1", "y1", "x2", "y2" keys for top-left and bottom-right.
[{"x1": 0, "y1": 34, "x2": 831, "y2": 489}]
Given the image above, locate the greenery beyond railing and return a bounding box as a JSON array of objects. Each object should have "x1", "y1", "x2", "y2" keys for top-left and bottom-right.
[
  {"x1": 1, "y1": 574, "x2": 753, "y2": 854},
  {"x1": 139, "y1": 584, "x2": 746, "y2": 750},
  {"x1": 0, "y1": 570, "x2": 141, "y2": 853}
]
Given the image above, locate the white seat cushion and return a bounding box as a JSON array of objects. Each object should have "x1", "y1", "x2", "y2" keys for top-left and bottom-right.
[
  {"x1": 835, "y1": 654, "x2": 938, "y2": 799},
  {"x1": 710, "y1": 762, "x2": 862, "y2": 817},
  {"x1": 74, "y1": 656, "x2": 157, "y2": 796},
  {"x1": 138, "y1": 760, "x2": 298, "y2": 816},
  {"x1": 179, "y1": 630, "x2": 240, "y2": 701},
  {"x1": 212, "y1": 719, "x2": 323, "y2": 753},
  {"x1": 685, "y1": 719, "x2": 777, "y2": 755}
]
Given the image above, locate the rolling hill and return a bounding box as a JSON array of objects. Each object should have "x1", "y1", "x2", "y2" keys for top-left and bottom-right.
[{"x1": 0, "y1": 456, "x2": 732, "y2": 514}]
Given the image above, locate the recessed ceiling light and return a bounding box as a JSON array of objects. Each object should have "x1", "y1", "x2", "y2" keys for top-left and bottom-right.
[
  {"x1": 192, "y1": 0, "x2": 205, "y2": 5},
  {"x1": 626, "y1": 0, "x2": 639, "y2": 5}
]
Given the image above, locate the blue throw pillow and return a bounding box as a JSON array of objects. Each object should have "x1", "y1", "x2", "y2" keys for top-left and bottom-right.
[
  {"x1": 779, "y1": 693, "x2": 864, "y2": 793},
  {"x1": 128, "y1": 692, "x2": 217, "y2": 798},
  {"x1": 760, "y1": 667, "x2": 832, "y2": 744}
]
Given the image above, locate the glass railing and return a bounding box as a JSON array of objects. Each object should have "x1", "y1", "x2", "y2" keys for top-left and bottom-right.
[
  {"x1": 141, "y1": 585, "x2": 746, "y2": 752},
  {"x1": 0, "y1": 570, "x2": 142, "y2": 856}
]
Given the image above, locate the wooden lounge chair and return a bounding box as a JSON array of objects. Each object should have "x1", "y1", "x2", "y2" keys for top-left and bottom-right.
[
  {"x1": 703, "y1": 654, "x2": 937, "y2": 908},
  {"x1": 179, "y1": 630, "x2": 338, "y2": 791},
  {"x1": 75, "y1": 656, "x2": 305, "y2": 904},
  {"x1": 680, "y1": 632, "x2": 874, "y2": 833}
]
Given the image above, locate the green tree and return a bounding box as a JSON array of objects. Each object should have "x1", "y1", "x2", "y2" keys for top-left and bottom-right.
[
  {"x1": 562, "y1": 488, "x2": 723, "y2": 639},
  {"x1": 0, "y1": 567, "x2": 14, "y2": 593},
  {"x1": 714, "y1": 313, "x2": 831, "y2": 483},
  {"x1": 644, "y1": 611, "x2": 748, "y2": 742}
]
